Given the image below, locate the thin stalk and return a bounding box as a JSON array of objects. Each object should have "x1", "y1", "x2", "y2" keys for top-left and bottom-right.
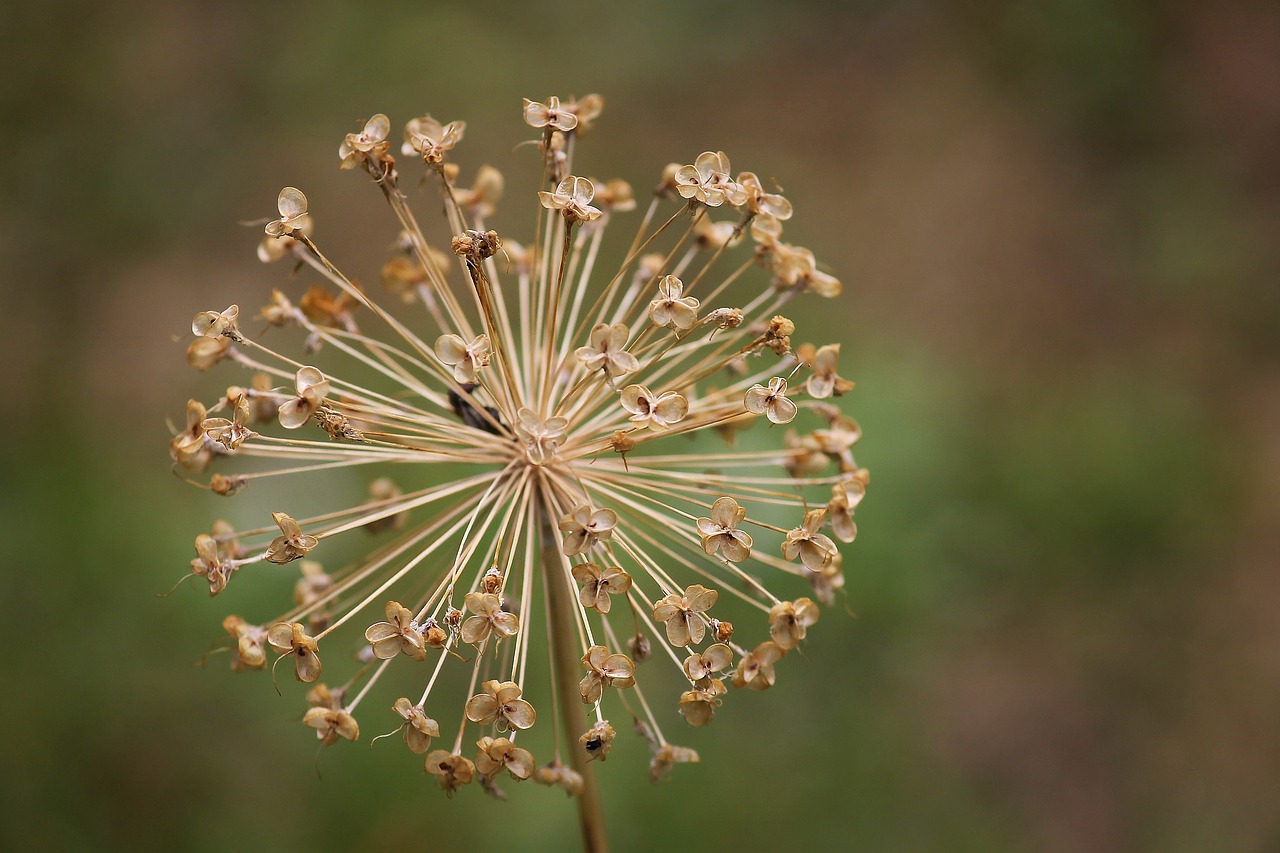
[{"x1": 538, "y1": 505, "x2": 608, "y2": 853}]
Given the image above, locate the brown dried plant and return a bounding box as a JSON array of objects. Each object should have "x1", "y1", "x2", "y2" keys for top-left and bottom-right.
[{"x1": 170, "y1": 95, "x2": 867, "y2": 852}]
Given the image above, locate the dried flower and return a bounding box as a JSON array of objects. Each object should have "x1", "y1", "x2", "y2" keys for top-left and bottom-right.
[
  {"x1": 402, "y1": 114, "x2": 465, "y2": 164},
  {"x1": 539, "y1": 176, "x2": 602, "y2": 223},
  {"x1": 652, "y1": 584, "x2": 719, "y2": 647},
  {"x1": 475, "y1": 736, "x2": 535, "y2": 781},
  {"x1": 523, "y1": 96, "x2": 578, "y2": 132},
  {"x1": 619, "y1": 384, "x2": 688, "y2": 430},
  {"x1": 558, "y1": 505, "x2": 618, "y2": 556},
  {"x1": 574, "y1": 322, "x2": 639, "y2": 379},
  {"x1": 264, "y1": 186, "x2": 310, "y2": 238},
  {"x1": 570, "y1": 562, "x2": 632, "y2": 614},
  {"x1": 732, "y1": 641, "x2": 785, "y2": 691},
  {"x1": 267, "y1": 621, "x2": 322, "y2": 683},
  {"x1": 745, "y1": 376, "x2": 799, "y2": 425},
  {"x1": 264, "y1": 511, "x2": 318, "y2": 564},
  {"x1": 648, "y1": 275, "x2": 701, "y2": 331},
  {"x1": 425, "y1": 750, "x2": 476, "y2": 796},
  {"x1": 464, "y1": 680, "x2": 536, "y2": 732},
  {"x1": 338, "y1": 114, "x2": 391, "y2": 170},
  {"x1": 696, "y1": 497, "x2": 753, "y2": 562},
  {"x1": 435, "y1": 333, "x2": 491, "y2": 383},
  {"x1": 303, "y1": 706, "x2": 360, "y2": 744},
  {"x1": 170, "y1": 96, "x2": 867, "y2": 805},
  {"x1": 277, "y1": 366, "x2": 330, "y2": 429},
  {"x1": 806, "y1": 343, "x2": 854, "y2": 399},
  {"x1": 392, "y1": 698, "x2": 440, "y2": 753},
  {"x1": 459, "y1": 592, "x2": 520, "y2": 645},
  {"x1": 767, "y1": 598, "x2": 819, "y2": 650},
  {"x1": 675, "y1": 151, "x2": 745, "y2": 208},
  {"x1": 782, "y1": 508, "x2": 839, "y2": 570},
  {"x1": 827, "y1": 475, "x2": 866, "y2": 542},
  {"x1": 535, "y1": 759, "x2": 585, "y2": 795},
  {"x1": 364, "y1": 601, "x2": 427, "y2": 661},
  {"x1": 579, "y1": 645, "x2": 636, "y2": 704}
]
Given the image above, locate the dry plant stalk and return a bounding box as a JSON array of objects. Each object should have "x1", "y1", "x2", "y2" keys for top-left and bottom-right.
[{"x1": 170, "y1": 94, "x2": 867, "y2": 852}]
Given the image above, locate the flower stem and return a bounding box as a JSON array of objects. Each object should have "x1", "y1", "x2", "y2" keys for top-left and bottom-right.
[{"x1": 540, "y1": 510, "x2": 609, "y2": 853}]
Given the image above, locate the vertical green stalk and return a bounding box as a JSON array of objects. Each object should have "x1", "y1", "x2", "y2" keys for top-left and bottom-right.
[{"x1": 540, "y1": 510, "x2": 609, "y2": 853}]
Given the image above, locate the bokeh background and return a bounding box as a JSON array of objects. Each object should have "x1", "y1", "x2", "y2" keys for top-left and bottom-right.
[{"x1": 3, "y1": 1, "x2": 1279, "y2": 850}]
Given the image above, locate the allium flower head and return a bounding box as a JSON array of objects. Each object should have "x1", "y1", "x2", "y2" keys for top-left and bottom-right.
[{"x1": 169, "y1": 95, "x2": 868, "y2": 812}]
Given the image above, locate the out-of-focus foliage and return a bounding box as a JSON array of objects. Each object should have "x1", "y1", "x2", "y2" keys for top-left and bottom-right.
[{"x1": 2, "y1": 1, "x2": 1278, "y2": 851}]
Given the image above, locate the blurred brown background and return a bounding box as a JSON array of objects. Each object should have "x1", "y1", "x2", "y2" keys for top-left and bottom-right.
[{"x1": 3, "y1": 1, "x2": 1279, "y2": 850}]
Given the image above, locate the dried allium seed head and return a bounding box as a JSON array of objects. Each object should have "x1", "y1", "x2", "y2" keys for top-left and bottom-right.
[{"x1": 170, "y1": 95, "x2": 867, "y2": 804}]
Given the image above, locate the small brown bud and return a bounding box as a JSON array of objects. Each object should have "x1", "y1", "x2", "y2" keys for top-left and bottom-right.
[
  {"x1": 627, "y1": 632, "x2": 652, "y2": 664},
  {"x1": 210, "y1": 473, "x2": 247, "y2": 496}
]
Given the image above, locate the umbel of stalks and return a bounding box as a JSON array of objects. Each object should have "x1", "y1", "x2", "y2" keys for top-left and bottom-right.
[{"x1": 170, "y1": 94, "x2": 867, "y2": 852}]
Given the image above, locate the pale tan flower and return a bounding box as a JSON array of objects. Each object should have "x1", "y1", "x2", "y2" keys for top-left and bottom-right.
[
  {"x1": 732, "y1": 641, "x2": 785, "y2": 691},
  {"x1": 558, "y1": 504, "x2": 618, "y2": 556},
  {"x1": 620, "y1": 384, "x2": 688, "y2": 430},
  {"x1": 452, "y1": 164, "x2": 503, "y2": 217},
  {"x1": 460, "y1": 592, "x2": 520, "y2": 645},
  {"x1": 222, "y1": 615, "x2": 267, "y2": 670},
  {"x1": 594, "y1": 177, "x2": 636, "y2": 212},
  {"x1": 696, "y1": 497, "x2": 753, "y2": 562},
  {"x1": 267, "y1": 621, "x2": 322, "y2": 682},
  {"x1": 678, "y1": 679, "x2": 725, "y2": 727},
  {"x1": 191, "y1": 533, "x2": 234, "y2": 595},
  {"x1": 303, "y1": 706, "x2": 360, "y2": 745},
  {"x1": 681, "y1": 642, "x2": 733, "y2": 684},
  {"x1": 401, "y1": 114, "x2": 465, "y2": 163},
  {"x1": 364, "y1": 601, "x2": 427, "y2": 661},
  {"x1": 563, "y1": 93, "x2": 604, "y2": 131},
  {"x1": 293, "y1": 560, "x2": 331, "y2": 607},
  {"x1": 649, "y1": 742, "x2": 700, "y2": 782},
  {"x1": 434, "y1": 333, "x2": 491, "y2": 383},
  {"x1": 338, "y1": 114, "x2": 391, "y2": 170},
  {"x1": 539, "y1": 175, "x2": 602, "y2": 223},
  {"x1": 570, "y1": 562, "x2": 632, "y2": 614},
  {"x1": 651, "y1": 584, "x2": 718, "y2": 647},
  {"x1": 513, "y1": 408, "x2": 568, "y2": 465},
  {"x1": 806, "y1": 343, "x2": 854, "y2": 399},
  {"x1": 186, "y1": 337, "x2": 229, "y2": 371},
  {"x1": 768, "y1": 598, "x2": 820, "y2": 650},
  {"x1": 264, "y1": 511, "x2": 318, "y2": 564},
  {"x1": 392, "y1": 697, "x2": 441, "y2": 754},
  {"x1": 579, "y1": 645, "x2": 636, "y2": 704},
  {"x1": 737, "y1": 171, "x2": 793, "y2": 221},
  {"x1": 277, "y1": 366, "x2": 330, "y2": 429},
  {"x1": 523, "y1": 96, "x2": 578, "y2": 132},
  {"x1": 648, "y1": 275, "x2": 701, "y2": 331},
  {"x1": 813, "y1": 415, "x2": 862, "y2": 472},
  {"x1": 264, "y1": 186, "x2": 310, "y2": 238},
  {"x1": 745, "y1": 376, "x2": 799, "y2": 425},
  {"x1": 575, "y1": 322, "x2": 639, "y2": 379},
  {"x1": 810, "y1": 551, "x2": 846, "y2": 605},
  {"x1": 464, "y1": 680, "x2": 536, "y2": 732},
  {"x1": 201, "y1": 394, "x2": 255, "y2": 451},
  {"x1": 192, "y1": 305, "x2": 242, "y2": 341},
  {"x1": 475, "y1": 736, "x2": 535, "y2": 781},
  {"x1": 674, "y1": 151, "x2": 745, "y2": 207},
  {"x1": 827, "y1": 475, "x2": 866, "y2": 543},
  {"x1": 169, "y1": 399, "x2": 211, "y2": 471},
  {"x1": 782, "y1": 508, "x2": 839, "y2": 571},
  {"x1": 534, "y1": 759, "x2": 584, "y2": 795},
  {"x1": 425, "y1": 750, "x2": 475, "y2": 796}
]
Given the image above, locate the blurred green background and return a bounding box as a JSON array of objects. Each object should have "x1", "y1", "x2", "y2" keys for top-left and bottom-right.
[{"x1": 3, "y1": 1, "x2": 1279, "y2": 850}]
